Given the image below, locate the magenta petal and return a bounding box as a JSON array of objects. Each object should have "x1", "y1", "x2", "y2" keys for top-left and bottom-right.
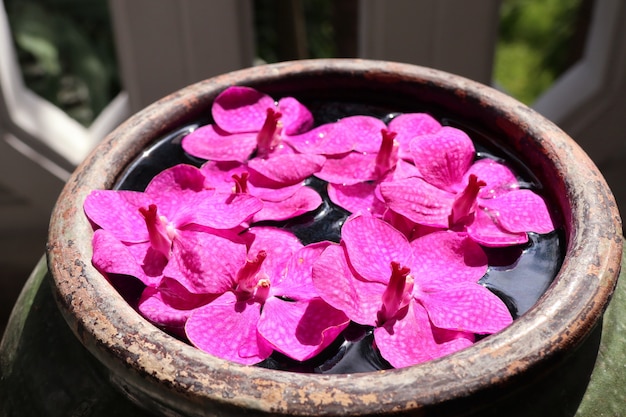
[
  {"x1": 481, "y1": 189, "x2": 555, "y2": 234},
  {"x1": 248, "y1": 153, "x2": 325, "y2": 185},
  {"x1": 409, "y1": 126, "x2": 475, "y2": 190},
  {"x1": 212, "y1": 86, "x2": 276, "y2": 133},
  {"x1": 145, "y1": 164, "x2": 206, "y2": 197},
  {"x1": 288, "y1": 123, "x2": 344, "y2": 155},
  {"x1": 182, "y1": 125, "x2": 257, "y2": 162},
  {"x1": 165, "y1": 229, "x2": 246, "y2": 294},
  {"x1": 337, "y1": 116, "x2": 387, "y2": 153},
  {"x1": 465, "y1": 159, "x2": 518, "y2": 197},
  {"x1": 374, "y1": 302, "x2": 473, "y2": 368},
  {"x1": 312, "y1": 244, "x2": 384, "y2": 325},
  {"x1": 467, "y1": 209, "x2": 530, "y2": 247},
  {"x1": 388, "y1": 113, "x2": 441, "y2": 159},
  {"x1": 379, "y1": 177, "x2": 454, "y2": 227},
  {"x1": 418, "y1": 282, "x2": 513, "y2": 334},
  {"x1": 183, "y1": 192, "x2": 262, "y2": 229},
  {"x1": 84, "y1": 190, "x2": 150, "y2": 242},
  {"x1": 276, "y1": 241, "x2": 331, "y2": 299},
  {"x1": 327, "y1": 182, "x2": 386, "y2": 217},
  {"x1": 258, "y1": 297, "x2": 349, "y2": 361},
  {"x1": 186, "y1": 292, "x2": 272, "y2": 365},
  {"x1": 244, "y1": 227, "x2": 303, "y2": 280},
  {"x1": 92, "y1": 229, "x2": 165, "y2": 287},
  {"x1": 251, "y1": 186, "x2": 321, "y2": 222},
  {"x1": 409, "y1": 231, "x2": 488, "y2": 286},
  {"x1": 315, "y1": 152, "x2": 378, "y2": 185},
  {"x1": 277, "y1": 96, "x2": 314, "y2": 135},
  {"x1": 341, "y1": 214, "x2": 413, "y2": 284}
]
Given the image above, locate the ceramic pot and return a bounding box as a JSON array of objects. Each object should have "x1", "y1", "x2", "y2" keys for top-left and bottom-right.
[{"x1": 46, "y1": 59, "x2": 622, "y2": 416}]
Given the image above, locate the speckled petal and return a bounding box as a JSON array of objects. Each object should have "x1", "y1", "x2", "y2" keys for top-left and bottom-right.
[
  {"x1": 312, "y1": 244, "x2": 385, "y2": 325},
  {"x1": 165, "y1": 229, "x2": 247, "y2": 294},
  {"x1": 418, "y1": 282, "x2": 513, "y2": 334},
  {"x1": 247, "y1": 153, "x2": 325, "y2": 185},
  {"x1": 277, "y1": 96, "x2": 314, "y2": 135},
  {"x1": 409, "y1": 126, "x2": 475, "y2": 191},
  {"x1": 315, "y1": 152, "x2": 378, "y2": 185},
  {"x1": 276, "y1": 241, "x2": 330, "y2": 298},
  {"x1": 341, "y1": 214, "x2": 412, "y2": 285},
  {"x1": 91, "y1": 229, "x2": 165, "y2": 287},
  {"x1": 244, "y1": 227, "x2": 304, "y2": 281},
  {"x1": 83, "y1": 189, "x2": 151, "y2": 242},
  {"x1": 409, "y1": 230, "x2": 488, "y2": 286},
  {"x1": 251, "y1": 186, "x2": 322, "y2": 222},
  {"x1": 180, "y1": 192, "x2": 262, "y2": 230},
  {"x1": 481, "y1": 189, "x2": 555, "y2": 234},
  {"x1": 186, "y1": 292, "x2": 272, "y2": 365},
  {"x1": 388, "y1": 112, "x2": 441, "y2": 159},
  {"x1": 212, "y1": 86, "x2": 276, "y2": 133},
  {"x1": 379, "y1": 177, "x2": 454, "y2": 227},
  {"x1": 465, "y1": 158, "x2": 519, "y2": 198},
  {"x1": 258, "y1": 297, "x2": 349, "y2": 361},
  {"x1": 374, "y1": 302, "x2": 473, "y2": 368},
  {"x1": 327, "y1": 182, "x2": 386, "y2": 217},
  {"x1": 181, "y1": 124, "x2": 257, "y2": 162},
  {"x1": 466, "y1": 209, "x2": 529, "y2": 247}
]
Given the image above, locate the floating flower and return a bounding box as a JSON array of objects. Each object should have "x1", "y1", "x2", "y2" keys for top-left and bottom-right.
[
  {"x1": 83, "y1": 164, "x2": 262, "y2": 289},
  {"x1": 201, "y1": 160, "x2": 322, "y2": 222},
  {"x1": 379, "y1": 126, "x2": 555, "y2": 246},
  {"x1": 312, "y1": 214, "x2": 512, "y2": 368},
  {"x1": 181, "y1": 86, "x2": 325, "y2": 185},
  {"x1": 185, "y1": 227, "x2": 349, "y2": 365}
]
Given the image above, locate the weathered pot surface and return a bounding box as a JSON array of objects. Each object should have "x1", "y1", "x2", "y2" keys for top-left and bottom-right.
[{"x1": 46, "y1": 59, "x2": 622, "y2": 416}]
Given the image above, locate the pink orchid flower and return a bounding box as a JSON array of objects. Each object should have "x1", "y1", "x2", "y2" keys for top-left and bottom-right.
[
  {"x1": 181, "y1": 86, "x2": 325, "y2": 185},
  {"x1": 379, "y1": 126, "x2": 555, "y2": 247},
  {"x1": 312, "y1": 113, "x2": 440, "y2": 216},
  {"x1": 83, "y1": 164, "x2": 262, "y2": 289},
  {"x1": 185, "y1": 227, "x2": 349, "y2": 365},
  {"x1": 201, "y1": 160, "x2": 321, "y2": 222},
  {"x1": 312, "y1": 214, "x2": 512, "y2": 368}
]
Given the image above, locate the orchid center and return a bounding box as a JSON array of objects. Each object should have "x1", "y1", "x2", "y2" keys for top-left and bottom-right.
[
  {"x1": 232, "y1": 172, "x2": 250, "y2": 194},
  {"x1": 376, "y1": 261, "x2": 413, "y2": 326},
  {"x1": 448, "y1": 174, "x2": 486, "y2": 229},
  {"x1": 256, "y1": 108, "x2": 283, "y2": 158},
  {"x1": 375, "y1": 129, "x2": 399, "y2": 178},
  {"x1": 235, "y1": 250, "x2": 271, "y2": 301},
  {"x1": 138, "y1": 204, "x2": 177, "y2": 259}
]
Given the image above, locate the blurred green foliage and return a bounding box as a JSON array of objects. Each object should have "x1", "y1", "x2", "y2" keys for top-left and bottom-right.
[
  {"x1": 4, "y1": 0, "x2": 585, "y2": 126},
  {"x1": 494, "y1": 0, "x2": 586, "y2": 104}
]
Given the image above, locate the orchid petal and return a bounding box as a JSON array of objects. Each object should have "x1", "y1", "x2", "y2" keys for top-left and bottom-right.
[
  {"x1": 388, "y1": 112, "x2": 441, "y2": 159},
  {"x1": 91, "y1": 229, "x2": 165, "y2": 287},
  {"x1": 251, "y1": 186, "x2": 322, "y2": 222},
  {"x1": 337, "y1": 116, "x2": 387, "y2": 153},
  {"x1": 182, "y1": 192, "x2": 262, "y2": 230},
  {"x1": 244, "y1": 227, "x2": 304, "y2": 281},
  {"x1": 181, "y1": 124, "x2": 258, "y2": 162},
  {"x1": 84, "y1": 190, "x2": 151, "y2": 242},
  {"x1": 465, "y1": 159, "x2": 519, "y2": 198},
  {"x1": 288, "y1": 123, "x2": 343, "y2": 155},
  {"x1": 165, "y1": 229, "x2": 246, "y2": 294},
  {"x1": 315, "y1": 152, "x2": 378, "y2": 185},
  {"x1": 259, "y1": 297, "x2": 349, "y2": 361},
  {"x1": 379, "y1": 177, "x2": 454, "y2": 227},
  {"x1": 409, "y1": 126, "x2": 475, "y2": 190},
  {"x1": 409, "y1": 231, "x2": 488, "y2": 286},
  {"x1": 247, "y1": 153, "x2": 325, "y2": 185},
  {"x1": 276, "y1": 241, "x2": 331, "y2": 299},
  {"x1": 212, "y1": 86, "x2": 276, "y2": 133},
  {"x1": 145, "y1": 164, "x2": 207, "y2": 197},
  {"x1": 312, "y1": 244, "x2": 385, "y2": 325},
  {"x1": 341, "y1": 214, "x2": 412, "y2": 284},
  {"x1": 277, "y1": 96, "x2": 314, "y2": 135},
  {"x1": 374, "y1": 302, "x2": 473, "y2": 368},
  {"x1": 186, "y1": 292, "x2": 272, "y2": 365},
  {"x1": 481, "y1": 189, "x2": 555, "y2": 234},
  {"x1": 327, "y1": 182, "x2": 386, "y2": 217},
  {"x1": 467, "y1": 209, "x2": 530, "y2": 247},
  {"x1": 418, "y1": 282, "x2": 513, "y2": 334}
]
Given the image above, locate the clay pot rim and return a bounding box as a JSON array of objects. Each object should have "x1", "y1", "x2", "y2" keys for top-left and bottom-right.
[{"x1": 46, "y1": 59, "x2": 622, "y2": 415}]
